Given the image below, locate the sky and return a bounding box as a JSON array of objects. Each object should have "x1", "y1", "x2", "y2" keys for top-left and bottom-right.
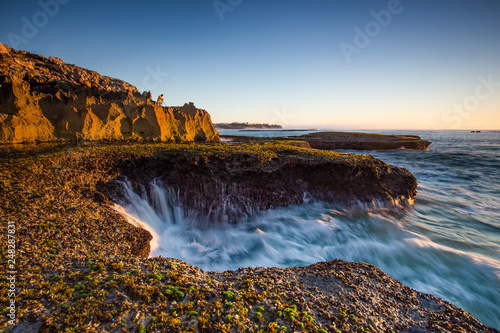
[{"x1": 1, "y1": 0, "x2": 499, "y2": 130}]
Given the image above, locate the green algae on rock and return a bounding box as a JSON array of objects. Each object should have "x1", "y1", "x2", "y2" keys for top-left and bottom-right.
[
  {"x1": 99, "y1": 141, "x2": 418, "y2": 223},
  {"x1": 1, "y1": 142, "x2": 496, "y2": 332}
]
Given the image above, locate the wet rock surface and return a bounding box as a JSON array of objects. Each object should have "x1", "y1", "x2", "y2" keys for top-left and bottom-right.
[
  {"x1": 105, "y1": 142, "x2": 417, "y2": 222},
  {"x1": 1, "y1": 142, "x2": 495, "y2": 332},
  {"x1": 299, "y1": 132, "x2": 432, "y2": 151},
  {"x1": 222, "y1": 131, "x2": 432, "y2": 151}
]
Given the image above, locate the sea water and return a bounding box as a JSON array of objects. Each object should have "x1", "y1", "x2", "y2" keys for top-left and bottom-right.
[{"x1": 115, "y1": 130, "x2": 500, "y2": 329}]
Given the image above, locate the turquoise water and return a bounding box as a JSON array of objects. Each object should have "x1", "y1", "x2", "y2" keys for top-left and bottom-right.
[{"x1": 117, "y1": 130, "x2": 500, "y2": 329}]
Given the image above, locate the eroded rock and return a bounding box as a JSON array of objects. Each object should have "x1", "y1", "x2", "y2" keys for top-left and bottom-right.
[
  {"x1": 0, "y1": 44, "x2": 219, "y2": 143},
  {"x1": 222, "y1": 131, "x2": 432, "y2": 151},
  {"x1": 101, "y1": 142, "x2": 418, "y2": 222}
]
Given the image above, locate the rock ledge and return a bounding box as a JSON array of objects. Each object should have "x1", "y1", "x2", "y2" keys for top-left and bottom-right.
[{"x1": 222, "y1": 131, "x2": 431, "y2": 151}]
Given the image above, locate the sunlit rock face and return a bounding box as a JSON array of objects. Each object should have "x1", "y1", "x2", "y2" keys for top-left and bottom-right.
[{"x1": 0, "y1": 43, "x2": 219, "y2": 144}]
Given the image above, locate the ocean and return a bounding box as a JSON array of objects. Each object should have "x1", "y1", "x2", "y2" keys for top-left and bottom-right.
[{"x1": 115, "y1": 129, "x2": 500, "y2": 329}]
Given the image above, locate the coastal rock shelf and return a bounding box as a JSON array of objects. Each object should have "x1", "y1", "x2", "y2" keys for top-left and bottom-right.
[
  {"x1": 0, "y1": 142, "x2": 497, "y2": 332},
  {"x1": 222, "y1": 131, "x2": 432, "y2": 151},
  {"x1": 0, "y1": 43, "x2": 219, "y2": 144},
  {"x1": 102, "y1": 141, "x2": 418, "y2": 222}
]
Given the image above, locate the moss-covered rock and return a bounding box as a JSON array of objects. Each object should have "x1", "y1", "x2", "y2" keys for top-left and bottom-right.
[
  {"x1": 1, "y1": 142, "x2": 495, "y2": 332},
  {"x1": 99, "y1": 140, "x2": 417, "y2": 222}
]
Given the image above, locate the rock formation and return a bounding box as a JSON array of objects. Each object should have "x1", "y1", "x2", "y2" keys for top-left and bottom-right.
[
  {"x1": 101, "y1": 142, "x2": 418, "y2": 223},
  {"x1": 2, "y1": 144, "x2": 497, "y2": 331},
  {"x1": 298, "y1": 131, "x2": 432, "y2": 150},
  {"x1": 222, "y1": 131, "x2": 432, "y2": 151},
  {"x1": 0, "y1": 43, "x2": 219, "y2": 144}
]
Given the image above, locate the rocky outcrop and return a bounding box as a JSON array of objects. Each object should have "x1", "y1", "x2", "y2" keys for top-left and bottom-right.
[
  {"x1": 0, "y1": 43, "x2": 219, "y2": 143},
  {"x1": 222, "y1": 131, "x2": 432, "y2": 151},
  {"x1": 298, "y1": 132, "x2": 432, "y2": 150},
  {"x1": 2, "y1": 143, "x2": 497, "y2": 332},
  {"x1": 101, "y1": 142, "x2": 418, "y2": 222}
]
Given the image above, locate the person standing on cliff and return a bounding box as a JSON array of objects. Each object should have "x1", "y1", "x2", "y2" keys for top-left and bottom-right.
[{"x1": 157, "y1": 94, "x2": 164, "y2": 106}]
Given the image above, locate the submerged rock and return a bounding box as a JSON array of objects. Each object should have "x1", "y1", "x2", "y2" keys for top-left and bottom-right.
[{"x1": 0, "y1": 43, "x2": 219, "y2": 143}]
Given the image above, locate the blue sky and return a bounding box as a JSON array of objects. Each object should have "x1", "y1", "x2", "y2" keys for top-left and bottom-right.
[{"x1": 1, "y1": 0, "x2": 499, "y2": 129}]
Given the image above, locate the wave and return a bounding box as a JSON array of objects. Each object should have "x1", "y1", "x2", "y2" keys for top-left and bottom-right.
[
  {"x1": 404, "y1": 232, "x2": 500, "y2": 277},
  {"x1": 111, "y1": 176, "x2": 500, "y2": 329}
]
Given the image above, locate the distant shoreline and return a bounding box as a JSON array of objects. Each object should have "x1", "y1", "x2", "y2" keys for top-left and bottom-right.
[
  {"x1": 214, "y1": 122, "x2": 282, "y2": 130},
  {"x1": 238, "y1": 129, "x2": 319, "y2": 132}
]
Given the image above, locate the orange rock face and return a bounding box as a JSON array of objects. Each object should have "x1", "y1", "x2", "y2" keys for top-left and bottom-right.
[{"x1": 0, "y1": 43, "x2": 219, "y2": 144}]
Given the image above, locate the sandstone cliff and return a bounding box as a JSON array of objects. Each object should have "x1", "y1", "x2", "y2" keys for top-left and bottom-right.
[{"x1": 0, "y1": 43, "x2": 219, "y2": 143}]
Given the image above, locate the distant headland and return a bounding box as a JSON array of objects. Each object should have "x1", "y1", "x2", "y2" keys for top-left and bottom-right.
[{"x1": 214, "y1": 122, "x2": 282, "y2": 129}]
